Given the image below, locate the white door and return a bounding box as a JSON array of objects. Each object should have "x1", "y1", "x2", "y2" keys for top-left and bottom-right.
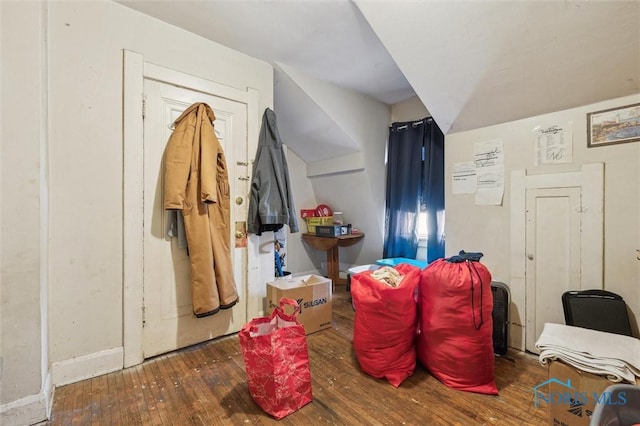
[
  {"x1": 511, "y1": 163, "x2": 603, "y2": 353},
  {"x1": 525, "y1": 187, "x2": 581, "y2": 353},
  {"x1": 142, "y1": 78, "x2": 248, "y2": 358}
]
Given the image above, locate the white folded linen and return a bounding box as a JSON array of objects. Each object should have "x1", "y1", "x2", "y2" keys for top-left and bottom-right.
[{"x1": 535, "y1": 323, "x2": 640, "y2": 383}]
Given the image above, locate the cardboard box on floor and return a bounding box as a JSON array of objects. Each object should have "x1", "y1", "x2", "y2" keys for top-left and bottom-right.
[
  {"x1": 266, "y1": 274, "x2": 332, "y2": 335},
  {"x1": 545, "y1": 361, "x2": 637, "y2": 426}
]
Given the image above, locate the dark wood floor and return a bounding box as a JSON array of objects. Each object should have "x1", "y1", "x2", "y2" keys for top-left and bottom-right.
[{"x1": 48, "y1": 287, "x2": 550, "y2": 425}]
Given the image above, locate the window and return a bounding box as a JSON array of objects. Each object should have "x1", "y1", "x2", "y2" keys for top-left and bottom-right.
[{"x1": 417, "y1": 211, "x2": 428, "y2": 240}]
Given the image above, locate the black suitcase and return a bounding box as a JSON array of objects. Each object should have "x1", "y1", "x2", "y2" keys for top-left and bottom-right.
[
  {"x1": 562, "y1": 289, "x2": 633, "y2": 336},
  {"x1": 491, "y1": 281, "x2": 510, "y2": 356}
]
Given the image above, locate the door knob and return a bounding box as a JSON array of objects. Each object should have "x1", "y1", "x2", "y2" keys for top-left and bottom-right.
[
  {"x1": 235, "y1": 221, "x2": 247, "y2": 248},
  {"x1": 235, "y1": 197, "x2": 243, "y2": 205}
]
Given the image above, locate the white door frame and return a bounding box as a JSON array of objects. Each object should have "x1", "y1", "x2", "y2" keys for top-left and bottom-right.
[
  {"x1": 510, "y1": 163, "x2": 603, "y2": 351},
  {"x1": 524, "y1": 186, "x2": 581, "y2": 353},
  {"x1": 122, "y1": 50, "x2": 259, "y2": 367}
]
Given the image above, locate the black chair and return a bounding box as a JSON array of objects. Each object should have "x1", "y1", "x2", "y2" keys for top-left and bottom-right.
[
  {"x1": 589, "y1": 384, "x2": 640, "y2": 426},
  {"x1": 562, "y1": 290, "x2": 633, "y2": 337}
]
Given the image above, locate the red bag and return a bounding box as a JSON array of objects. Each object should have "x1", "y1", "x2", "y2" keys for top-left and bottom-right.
[
  {"x1": 238, "y1": 298, "x2": 313, "y2": 419},
  {"x1": 417, "y1": 258, "x2": 498, "y2": 395},
  {"x1": 351, "y1": 263, "x2": 420, "y2": 387}
]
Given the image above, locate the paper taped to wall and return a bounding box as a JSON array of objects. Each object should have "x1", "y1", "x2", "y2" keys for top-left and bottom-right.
[
  {"x1": 452, "y1": 161, "x2": 477, "y2": 194},
  {"x1": 474, "y1": 139, "x2": 504, "y2": 206}
]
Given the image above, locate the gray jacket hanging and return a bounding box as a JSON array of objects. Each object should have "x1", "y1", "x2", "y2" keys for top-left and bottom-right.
[{"x1": 247, "y1": 108, "x2": 299, "y2": 236}]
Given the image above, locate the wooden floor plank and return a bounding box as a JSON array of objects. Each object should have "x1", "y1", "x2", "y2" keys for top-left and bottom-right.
[
  {"x1": 46, "y1": 286, "x2": 550, "y2": 425},
  {"x1": 49, "y1": 381, "x2": 73, "y2": 425},
  {"x1": 105, "y1": 370, "x2": 123, "y2": 425},
  {"x1": 200, "y1": 336, "x2": 269, "y2": 424},
  {"x1": 120, "y1": 365, "x2": 144, "y2": 425},
  {"x1": 164, "y1": 347, "x2": 212, "y2": 424},
  {"x1": 71, "y1": 373, "x2": 92, "y2": 425},
  {"x1": 90, "y1": 373, "x2": 109, "y2": 425},
  {"x1": 146, "y1": 357, "x2": 182, "y2": 425},
  {"x1": 150, "y1": 354, "x2": 186, "y2": 425},
  {"x1": 134, "y1": 363, "x2": 164, "y2": 426},
  {"x1": 175, "y1": 348, "x2": 217, "y2": 424}
]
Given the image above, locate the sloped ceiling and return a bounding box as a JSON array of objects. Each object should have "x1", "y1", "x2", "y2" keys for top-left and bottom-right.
[
  {"x1": 274, "y1": 63, "x2": 361, "y2": 161},
  {"x1": 117, "y1": 0, "x2": 640, "y2": 146},
  {"x1": 356, "y1": 0, "x2": 640, "y2": 134},
  {"x1": 115, "y1": 0, "x2": 413, "y2": 104}
]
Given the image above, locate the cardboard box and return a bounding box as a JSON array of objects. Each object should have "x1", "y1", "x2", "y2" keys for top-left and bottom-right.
[
  {"x1": 266, "y1": 274, "x2": 332, "y2": 335},
  {"x1": 543, "y1": 361, "x2": 635, "y2": 426},
  {"x1": 315, "y1": 225, "x2": 342, "y2": 237}
]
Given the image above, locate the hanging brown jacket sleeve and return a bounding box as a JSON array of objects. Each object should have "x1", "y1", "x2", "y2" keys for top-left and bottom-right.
[
  {"x1": 164, "y1": 108, "x2": 197, "y2": 210},
  {"x1": 198, "y1": 104, "x2": 218, "y2": 204}
]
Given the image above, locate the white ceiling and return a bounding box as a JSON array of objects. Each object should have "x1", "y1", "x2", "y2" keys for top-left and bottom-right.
[
  {"x1": 116, "y1": 0, "x2": 414, "y2": 103},
  {"x1": 117, "y1": 0, "x2": 640, "y2": 137},
  {"x1": 357, "y1": 0, "x2": 640, "y2": 133}
]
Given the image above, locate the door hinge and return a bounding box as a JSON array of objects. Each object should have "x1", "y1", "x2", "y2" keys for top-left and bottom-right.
[
  {"x1": 142, "y1": 96, "x2": 146, "y2": 120},
  {"x1": 142, "y1": 305, "x2": 146, "y2": 327}
]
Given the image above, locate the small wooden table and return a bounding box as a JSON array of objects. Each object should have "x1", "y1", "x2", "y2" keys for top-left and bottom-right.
[{"x1": 301, "y1": 233, "x2": 365, "y2": 286}]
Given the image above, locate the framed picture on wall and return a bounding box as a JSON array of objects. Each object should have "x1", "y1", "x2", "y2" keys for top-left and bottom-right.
[{"x1": 587, "y1": 102, "x2": 640, "y2": 148}]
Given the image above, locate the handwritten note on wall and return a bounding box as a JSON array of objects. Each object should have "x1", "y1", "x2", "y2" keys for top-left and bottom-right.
[
  {"x1": 452, "y1": 162, "x2": 477, "y2": 194},
  {"x1": 534, "y1": 124, "x2": 573, "y2": 165},
  {"x1": 474, "y1": 139, "x2": 504, "y2": 206}
]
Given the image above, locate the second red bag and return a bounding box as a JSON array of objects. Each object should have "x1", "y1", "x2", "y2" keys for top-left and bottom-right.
[{"x1": 417, "y1": 257, "x2": 498, "y2": 395}]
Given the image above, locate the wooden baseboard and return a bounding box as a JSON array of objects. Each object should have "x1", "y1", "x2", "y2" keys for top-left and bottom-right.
[
  {"x1": 51, "y1": 347, "x2": 123, "y2": 387},
  {"x1": 0, "y1": 390, "x2": 47, "y2": 426}
]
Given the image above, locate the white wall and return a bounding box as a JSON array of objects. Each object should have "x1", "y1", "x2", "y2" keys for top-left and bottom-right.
[
  {"x1": 279, "y1": 77, "x2": 391, "y2": 273},
  {"x1": 284, "y1": 149, "x2": 318, "y2": 276},
  {"x1": 323, "y1": 89, "x2": 389, "y2": 269},
  {"x1": 445, "y1": 94, "x2": 640, "y2": 339},
  {"x1": 391, "y1": 95, "x2": 430, "y2": 123},
  {"x1": 2, "y1": 1, "x2": 274, "y2": 423},
  {"x1": 0, "y1": 2, "x2": 50, "y2": 425},
  {"x1": 47, "y1": 0, "x2": 273, "y2": 361}
]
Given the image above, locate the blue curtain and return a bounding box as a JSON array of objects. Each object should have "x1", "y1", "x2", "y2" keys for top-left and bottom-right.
[{"x1": 383, "y1": 117, "x2": 445, "y2": 263}]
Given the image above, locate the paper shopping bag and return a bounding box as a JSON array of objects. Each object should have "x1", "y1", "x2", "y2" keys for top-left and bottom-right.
[{"x1": 238, "y1": 298, "x2": 313, "y2": 419}]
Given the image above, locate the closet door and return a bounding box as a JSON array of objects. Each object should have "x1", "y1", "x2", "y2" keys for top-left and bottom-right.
[
  {"x1": 525, "y1": 187, "x2": 581, "y2": 353},
  {"x1": 142, "y1": 78, "x2": 249, "y2": 358},
  {"x1": 510, "y1": 163, "x2": 603, "y2": 353}
]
